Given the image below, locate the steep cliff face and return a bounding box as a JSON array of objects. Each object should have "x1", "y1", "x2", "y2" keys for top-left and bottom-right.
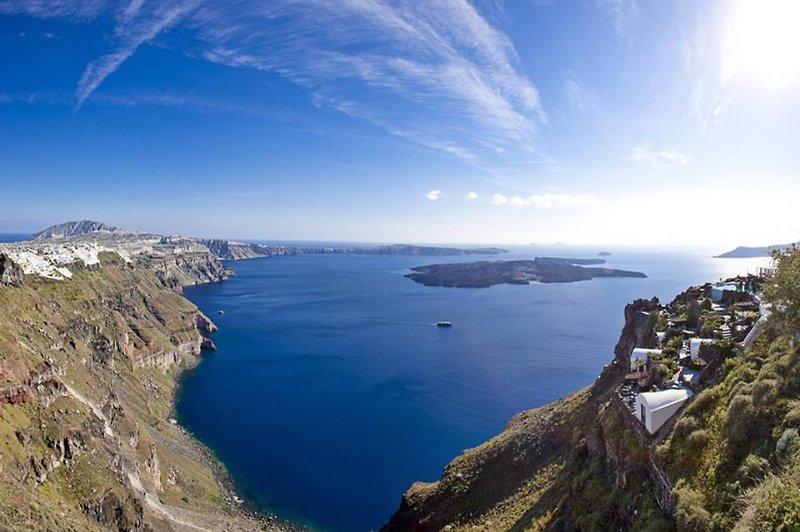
[
  {"x1": 0, "y1": 252, "x2": 280, "y2": 530},
  {"x1": 141, "y1": 252, "x2": 234, "y2": 289},
  {"x1": 383, "y1": 297, "x2": 668, "y2": 531},
  {"x1": 200, "y1": 239, "x2": 275, "y2": 260},
  {"x1": 0, "y1": 253, "x2": 23, "y2": 287}
]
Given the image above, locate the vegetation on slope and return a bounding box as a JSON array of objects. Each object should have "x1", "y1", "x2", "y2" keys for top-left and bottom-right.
[
  {"x1": 656, "y1": 248, "x2": 800, "y2": 531},
  {"x1": 0, "y1": 253, "x2": 265, "y2": 530}
]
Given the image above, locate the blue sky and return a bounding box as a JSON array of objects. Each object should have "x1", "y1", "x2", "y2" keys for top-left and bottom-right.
[{"x1": 1, "y1": 0, "x2": 798, "y2": 246}]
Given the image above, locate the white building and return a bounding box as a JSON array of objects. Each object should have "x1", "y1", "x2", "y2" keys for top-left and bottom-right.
[
  {"x1": 690, "y1": 338, "x2": 717, "y2": 363},
  {"x1": 635, "y1": 388, "x2": 694, "y2": 434},
  {"x1": 630, "y1": 348, "x2": 661, "y2": 374}
]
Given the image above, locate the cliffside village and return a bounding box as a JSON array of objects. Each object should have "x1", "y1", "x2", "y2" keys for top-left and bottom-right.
[{"x1": 619, "y1": 269, "x2": 773, "y2": 436}]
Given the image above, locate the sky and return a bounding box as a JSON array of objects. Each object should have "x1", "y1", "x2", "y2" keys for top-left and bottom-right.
[{"x1": 0, "y1": 0, "x2": 799, "y2": 247}]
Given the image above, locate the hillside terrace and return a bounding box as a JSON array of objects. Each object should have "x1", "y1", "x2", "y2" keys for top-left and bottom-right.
[{"x1": 618, "y1": 275, "x2": 769, "y2": 436}]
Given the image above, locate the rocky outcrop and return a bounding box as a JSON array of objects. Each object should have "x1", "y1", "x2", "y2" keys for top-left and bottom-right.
[
  {"x1": 591, "y1": 297, "x2": 660, "y2": 395},
  {"x1": 195, "y1": 311, "x2": 218, "y2": 334},
  {"x1": 144, "y1": 253, "x2": 233, "y2": 289},
  {"x1": 82, "y1": 490, "x2": 144, "y2": 531},
  {"x1": 200, "y1": 239, "x2": 276, "y2": 260},
  {"x1": 613, "y1": 298, "x2": 660, "y2": 368},
  {"x1": 0, "y1": 252, "x2": 23, "y2": 287}
]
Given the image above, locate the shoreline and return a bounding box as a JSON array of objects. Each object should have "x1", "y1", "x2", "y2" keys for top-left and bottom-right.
[
  {"x1": 168, "y1": 366, "x2": 305, "y2": 531},
  {"x1": 173, "y1": 274, "x2": 308, "y2": 531}
]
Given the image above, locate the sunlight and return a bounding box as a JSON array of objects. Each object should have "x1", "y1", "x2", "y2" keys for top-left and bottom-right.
[{"x1": 724, "y1": 0, "x2": 800, "y2": 88}]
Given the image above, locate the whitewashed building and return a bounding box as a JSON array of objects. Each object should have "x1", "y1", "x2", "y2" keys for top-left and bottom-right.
[
  {"x1": 630, "y1": 348, "x2": 661, "y2": 374},
  {"x1": 635, "y1": 388, "x2": 694, "y2": 434},
  {"x1": 690, "y1": 338, "x2": 717, "y2": 363}
]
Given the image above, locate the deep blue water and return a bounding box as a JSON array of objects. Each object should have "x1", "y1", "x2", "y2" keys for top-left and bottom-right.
[
  {"x1": 177, "y1": 247, "x2": 768, "y2": 531},
  {"x1": 0, "y1": 233, "x2": 29, "y2": 243}
]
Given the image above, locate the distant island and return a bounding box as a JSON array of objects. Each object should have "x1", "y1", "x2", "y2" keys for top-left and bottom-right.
[
  {"x1": 714, "y1": 241, "x2": 798, "y2": 258},
  {"x1": 405, "y1": 257, "x2": 646, "y2": 288},
  {"x1": 24, "y1": 221, "x2": 508, "y2": 263},
  {"x1": 347, "y1": 244, "x2": 507, "y2": 256},
  {"x1": 598, "y1": 251, "x2": 612, "y2": 256}
]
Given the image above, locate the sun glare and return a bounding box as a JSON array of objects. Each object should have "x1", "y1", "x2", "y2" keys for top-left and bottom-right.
[{"x1": 725, "y1": 0, "x2": 800, "y2": 88}]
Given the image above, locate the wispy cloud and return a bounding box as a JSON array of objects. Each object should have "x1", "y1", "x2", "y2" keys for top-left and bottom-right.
[
  {"x1": 464, "y1": 191, "x2": 479, "y2": 200},
  {"x1": 562, "y1": 70, "x2": 597, "y2": 113},
  {"x1": 596, "y1": 0, "x2": 639, "y2": 40},
  {"x1": 426, "y1": 189, "x2": 443, "y2": 201},
  {"x1": 0, "y1": 0, "x2": 107, "y2": 19},
  {"x1": 492, "y1": 192, "x2": 600, "y2": 208},
  {"x1": 190, "y1": 1, "x2": 546, "y2": 163},
  {"x1": 7, "y1": 0, "x2": 547, "y2": 166},
  {"x1": 75, "y1": 1, "x2": 197, "y2": 108},
  {"x1": 629, "y1": 144, "x2": 688, "y2": 168}
]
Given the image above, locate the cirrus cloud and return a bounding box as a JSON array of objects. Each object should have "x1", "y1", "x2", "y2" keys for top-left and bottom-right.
[{"x1": 3, "y1": 0, "x2": 547, "y2": 165}]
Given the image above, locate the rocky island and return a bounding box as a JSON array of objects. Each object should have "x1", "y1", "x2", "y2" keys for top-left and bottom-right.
[
  {"x1": 715, "y1": 241, "x2": 798, "y2": 258},
  {"x1": 405, "y1": 257, "x2": 647, "y2": 288}
]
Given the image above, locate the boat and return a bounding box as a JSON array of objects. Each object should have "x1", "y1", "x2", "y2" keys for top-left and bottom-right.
[
  {"x1": 217, "y1": 310, "x2": 225, "y2": 315},
  {"x1": 435, "y1": 320, "x2": 452, "y2": 327}
]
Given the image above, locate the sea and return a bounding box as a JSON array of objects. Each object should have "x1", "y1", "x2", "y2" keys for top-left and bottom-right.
[
  {"x1": 0, "y1": 233, "x2": 29, "y2": 243},
  {"x1": 175, "y1": 245, "x2": 770, "y2": 531}
]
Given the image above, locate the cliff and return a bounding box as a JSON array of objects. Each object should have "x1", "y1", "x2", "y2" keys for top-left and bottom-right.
[
  {"x1": 199, "y1": 239, "x2": 276, "y2": 260},
  {"x1": 0, "y1": 253, "x2": 23, "y2": 287},
  {"x1": 382, "y1": 298, "x2": 668, "y2": 531},
  {"x1": 0, "y1": 251, "x2": 291, "y2": 530},
  {"x1": 383, "y1": 281, "x2": 800, "y2": 531}
]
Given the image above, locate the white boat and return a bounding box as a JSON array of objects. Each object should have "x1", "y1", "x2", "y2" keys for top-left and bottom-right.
[{"x1": 435, "y1": 320, "x2": 452, "y2": 327}]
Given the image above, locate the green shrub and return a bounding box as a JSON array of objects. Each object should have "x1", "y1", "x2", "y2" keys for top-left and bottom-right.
[
  {"x1": 775, "y1": 429, "x2": 799, "y2": 465},
  {"x1": 674, "y1": 416, "x2": 700, "y2": 439},
  {"x1": 739, "y1": 475, "x2": 800, "y2": 530},
  {"x1": 686, "y1": 429, "x2": 710, "y2": 452},
  {"x1": 726, "y1": 395, "x2": 756, "y2": 442},
  {"x1": 737, "y1": 454, "x2": 771, "y2": 487},
  {"x1": 784, "y1": 401, "x2": 800, "y2": 426},
  {"x1": 752, "y1": 379, "x2": 780, "y2": 409},
  {"x1": 684, "y1": 388, "x2": 720, "y2": 419},
  {"x1": 673, "y1": 483, "x2": 712, "y2": 531}
]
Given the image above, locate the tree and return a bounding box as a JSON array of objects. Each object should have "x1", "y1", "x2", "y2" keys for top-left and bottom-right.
[{"x1": 765, "y1": 246, "x2": 800, "y2": 335}]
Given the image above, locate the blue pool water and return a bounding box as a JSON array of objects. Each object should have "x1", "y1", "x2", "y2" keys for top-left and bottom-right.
[{"x1": 176, "y1": 246, "x2": 768, "y2": 531}]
